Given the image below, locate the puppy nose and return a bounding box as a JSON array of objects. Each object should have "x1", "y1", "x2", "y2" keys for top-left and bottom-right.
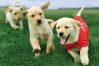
[
  {"x1": 59, "y1": 32, "x2": 64, "y2": 36},
  {"x1": 37, "y1": 19, "x2": 42, "y2": 24}
]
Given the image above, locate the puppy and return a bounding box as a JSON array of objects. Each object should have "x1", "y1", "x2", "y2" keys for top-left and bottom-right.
[
  {"x1": 50, "y1": 7, "x2": 89, "y2": 65},
  {"x1": 5, "y1": 6, "x2": 23, "y2": 30},
  {"x1": 24, "y1": 1, "x2": 55, "y2": 57}
]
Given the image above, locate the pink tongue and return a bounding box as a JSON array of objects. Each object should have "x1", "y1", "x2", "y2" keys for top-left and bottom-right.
[{"x1": 60, "y1": 37, "x2": 66, "y2": 45}]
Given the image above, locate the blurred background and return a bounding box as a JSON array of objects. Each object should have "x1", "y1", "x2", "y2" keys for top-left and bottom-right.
[{"x1": 0, "y1": 0, "x2": 99, "y2": 9}]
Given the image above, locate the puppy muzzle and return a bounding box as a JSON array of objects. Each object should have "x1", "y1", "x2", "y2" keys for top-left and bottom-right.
[
  {"x1": 59, "y1": 32, "x2": 64, "y2": 37},
  {"x1": 37, "y1": 19, "x2": 42, "y2": 25},
  {"x1": 14, "y1": 18, "x2": 21, "y2": 21}
]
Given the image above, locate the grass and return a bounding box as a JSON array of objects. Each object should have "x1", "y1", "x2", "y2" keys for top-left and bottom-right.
[{"x1": 0, "y1": 8, "x2": 99, "y2": 66}]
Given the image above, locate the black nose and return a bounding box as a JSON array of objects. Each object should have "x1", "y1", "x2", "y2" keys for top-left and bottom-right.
[
  {"x1": 37, "y1": 19, "x2": 42, "y2": 24},
  {"x1": 59, "y1": 32, "x2": 64, "y2": 36}
]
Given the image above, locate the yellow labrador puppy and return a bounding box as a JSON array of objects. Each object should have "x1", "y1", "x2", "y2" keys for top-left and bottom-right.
[
  {"x1": 50, "y1": 7, "x2": 89, "y2": 65},
  {"x1": 24, "y1": 1, "x2": 55, "y2": 57},
  {"x1": 5, "y1": 6, "x2": 23, "y2": 30}
]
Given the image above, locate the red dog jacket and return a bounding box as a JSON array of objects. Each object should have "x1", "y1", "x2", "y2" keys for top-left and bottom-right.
[{"x1": 63, "y1": 16, "x2": 89, "y2": 51}]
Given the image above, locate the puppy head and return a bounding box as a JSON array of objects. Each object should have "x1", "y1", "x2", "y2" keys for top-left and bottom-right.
[
  {"x1": 24, "y1": 1, "x2": 50, "y2": 26},
  {"x1": 7, "y1": 7, "x2": 23, "y2": 21},
  {"x1": 50, "y1": 18, "x2": 80, "y2": 44}
]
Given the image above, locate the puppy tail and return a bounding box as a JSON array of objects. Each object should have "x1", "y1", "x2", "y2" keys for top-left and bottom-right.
[
  {"x1": 46, "y1": 19, "x2": 54, "y2": 23},
  {"x1": 76, "y1": 6, "x2": 85, "y2": 16}
]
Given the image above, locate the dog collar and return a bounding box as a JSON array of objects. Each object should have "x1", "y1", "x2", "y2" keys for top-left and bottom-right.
[{"x1": 65, "y1": 34, "x2": 70, "y2": 44}]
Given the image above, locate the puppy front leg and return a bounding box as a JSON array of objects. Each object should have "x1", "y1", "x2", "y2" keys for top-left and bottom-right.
[
  {"x1": 80, "y1": 46, "x2": 89, "y2": 65},
  {"x1": 10, "y1": 22, "x2": 19, "y2": 29},
  {"x1": 68, "y1": 50, "x2": 80, "y2": 62},
  {"x1": 30, "y1": 37, "x2": 41, "y2": 57},
  {"x1": 19, "y1": 20, "x2": 23, "y2": 30},
  {"x1": 5, "y1": 19, "x2": 8, "y2": 23},
  {"x1": 46, "y1": 36, "x2": 55, "y2": 54}
]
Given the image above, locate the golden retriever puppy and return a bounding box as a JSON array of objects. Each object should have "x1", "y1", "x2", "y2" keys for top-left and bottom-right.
[
  {"x1": 5, "y1": 6, "x2": 23, "y2": 30},
  {"x1": 24, "y1": 1, "x2": 55, "y2": 57},
  {"x1": 50, "y1": 7, "x2": 89, "y2": 65}
]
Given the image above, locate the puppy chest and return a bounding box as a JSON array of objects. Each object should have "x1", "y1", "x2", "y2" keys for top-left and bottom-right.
[
  {"x1": 31, "y1": 25, "x2": 51, "y2": 39},
  {"x1": 38, "y1": 33, "x2": 49, "y2": 40},
  {"x1": 15, "y1": 21, "x2": 20, "y2": 26},
  {"x1": 15, "y1": 22, "x2": 20, "y2": 26}
]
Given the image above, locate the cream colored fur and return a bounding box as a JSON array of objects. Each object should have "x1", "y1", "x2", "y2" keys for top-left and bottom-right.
[
  {"x1": 25, "y1": 1, "x2": 55, "y2": 57},
  {"x1": 5, "y1": 6, "x2": 23, "y2": 30},
  {"x1": 50, "y1": 7, "x2": 89, "y2": 65}
]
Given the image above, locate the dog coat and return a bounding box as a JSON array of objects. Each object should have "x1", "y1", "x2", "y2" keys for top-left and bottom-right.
[{"x1": 63, "y1": 16, "x2": 89, "y2": 51}]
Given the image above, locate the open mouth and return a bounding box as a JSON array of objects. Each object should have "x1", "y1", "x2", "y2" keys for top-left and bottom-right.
[
  {"x1": 60, "y1": 34, "x2": 70, "y2": 45},
  {"x1": 60, "y1": 37, "x2": 66, "y2": 45}
]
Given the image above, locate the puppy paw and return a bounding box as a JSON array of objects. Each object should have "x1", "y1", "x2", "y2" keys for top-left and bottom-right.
[
  {"x1": 46, "y1": 44, "x2": 55, "y2": 54},
  {"x1": 35, "y1": 53, "x2": 40, "y2": 58},
  {"x1": 33, "y1": 49, "x2": 41, "y2": 57},
  {"x1": 81, "y1": 56, "x2": 89, "y2": 65},
  {"x1": 12, "y1": 26, "x2": 19, "y2": 29},
  {"x1": 74, "y1": 57, "x2": 80, "y2": 62}
]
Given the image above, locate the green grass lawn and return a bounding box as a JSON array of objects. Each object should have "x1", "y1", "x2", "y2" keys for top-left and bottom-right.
[{"x1": 0, "y1": 9, "x2": 99, "y2": 66}]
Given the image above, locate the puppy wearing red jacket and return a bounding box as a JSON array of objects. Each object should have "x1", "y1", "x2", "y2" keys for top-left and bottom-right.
[{"x1": 50, "y1": 7, "x2": 89, "y2": 65}]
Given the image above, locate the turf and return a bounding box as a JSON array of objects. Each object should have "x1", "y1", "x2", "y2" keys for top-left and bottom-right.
[{"x1": 0, "y1": 8, "x2": 99, "y2": 66}]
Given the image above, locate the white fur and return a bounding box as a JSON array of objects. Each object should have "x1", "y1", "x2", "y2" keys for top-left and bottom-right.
[
  {"x1": 50, "y1": 7, "x2": 89, "y2": 65},
  {"x1": 56, "y1": 17, "x2": 89, "y2": 65},
  {"x1": 5, "y1": 6, "x2": 23, "y2": 30},
  {"x1": 25, "y1": 2, "x2": 55, "y2": 57}
]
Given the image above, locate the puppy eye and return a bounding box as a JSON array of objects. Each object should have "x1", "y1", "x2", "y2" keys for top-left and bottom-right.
[
  {"x1": 57, "y1": 27, "x2": 60, "y2": 29},
  {"x1": 31, "y1": 14, "x2": 34, "y2": 17},
  {"x1": 14, "y1": 13, "x2": 17, "y2": 15},
  {"x1": 39, "y1": 13, "x2": 42, "y2": 15},
  {"x1": 65, "y1": 26, "x2": 69, "y2": 28}
]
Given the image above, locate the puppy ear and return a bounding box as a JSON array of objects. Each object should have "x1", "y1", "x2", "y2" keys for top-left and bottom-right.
[
  {"x1": 23, "y1": 11, "x2": 28, "y2": 16},
  {"x1": 46, "y1": 19, "x2": 54, "y2": 23},
  {"x1": 5, "y1": 8, "x2": 13, "y2": 12},
  {"x1": 41, "y1": 1, "x2": 50, "y2": 11},
  {"x1": 71, "y1": 19, "x2": 81, "y2": 29},
  {"x1": 6, "y1": 7, "x2": 14, "y2": 13},
  {"x1": 50, "y1": 22, "x2": 57, "y2": 29},
  {"x1": 9, "y1": 9, "x2": 13, "y2": 12}
]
